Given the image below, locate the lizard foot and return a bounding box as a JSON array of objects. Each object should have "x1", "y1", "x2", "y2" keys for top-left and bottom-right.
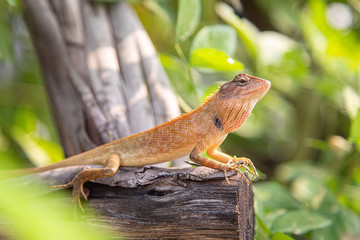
[
  {"x1": 224, "y1": 156, "x2": 258, "y2": 185},
  {"x1": 51, "y1": 155, "x2": 121, "y2": 211},
  {"x1": 52, "y1": 173, "x2": 88, "y2": 212}
]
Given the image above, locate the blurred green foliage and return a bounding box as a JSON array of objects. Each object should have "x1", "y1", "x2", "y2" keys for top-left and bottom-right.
[
  {"x1": 0, "y1": 179, "x2": 113, "y2": 240},
  {"x1": 0, "y1": 0, "x2": 359, "y2": 239},
  {"x1": 0, "y1": 1, "x2": 63, "y2": 170}
]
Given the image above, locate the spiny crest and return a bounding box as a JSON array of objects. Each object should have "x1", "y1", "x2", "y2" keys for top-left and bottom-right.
[
  {"x1": 119, "y1": 83, "x2": 224, "y2": 140},
  {"x1": 151, "y1": 88, "x2": 220, "y2": 129},
  {"x1": 173, "y1": 88, "x2": 219, "y2": 121},
  {"x1": 201, "y1": 88, "x2": 219, "y2": 104}
]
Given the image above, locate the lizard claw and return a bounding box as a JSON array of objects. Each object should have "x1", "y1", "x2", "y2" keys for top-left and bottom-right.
[
  {"x1": 226, "y1": 156, "x2": 258, "y2": 185},
  {"x1": 51, "y1": 179, "x2": 87, "y2": 212},
  {"x1": 223, "y1": 170, "x2": 231, "y2": 185},
  {"x1": 230, "y1": 156, "x2": 258, "y2": 180}
]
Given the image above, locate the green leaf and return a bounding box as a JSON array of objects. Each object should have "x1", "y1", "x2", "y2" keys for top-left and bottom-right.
[
  {"x1": 0, "y1": 181, "x2": 112, "y2": 240},
  {"x1": 271, "y1": 232, "x2": 295, "y2": 240},
  {"x1": 255, "y1": 214, "x2": 272, "y2": 240},
  {"x1": 271, "y1": 211, "x2": 332, "y2": 235},
  {"x1": 312, "y1": 227, "x2": 340, "y2": 240},
  {"x1": 175, "y1": 0, "x2": 201, "y2": 42},
  {"x1": 343, "y1": 86, "x2": 360, "y2": 119},
  {"x1": 254, "y1": 182, "x2": 301, "y2": 211},
  {"x1": 190, "y1": 48, "x2": 244, "y2": 71},
  {"x1": 349, "y1": 109, "x2": 360, "y2": 148},
  {"x1": 159, "y1": 54, "x2": 197, "y2": 109},
  {"x1": 339, "y1": 206, "x2": 360, "y2": 235},
  {"x1": 5, "y1": 0, "x2": 17, "y2": 6},
  {"x1": 301, "y1": 0, "x2": 360, "y2": 72},
  {"x1": 215, "y1": 2, "x2": 259, "y2": 59},
  {"x1": 190, "y1": 24, "x2": 237, "y2": 56}
]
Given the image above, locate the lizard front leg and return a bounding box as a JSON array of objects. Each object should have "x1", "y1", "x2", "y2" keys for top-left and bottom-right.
[
  {"x1": 52, "y1": 154, "x2": 121, "y2": 211},
  {"x1": 190, "y1": 133, "x2": 257, "y2": 185},
  {"x1": 206, "y1": 135, "x2": 258, "y2": 180}
]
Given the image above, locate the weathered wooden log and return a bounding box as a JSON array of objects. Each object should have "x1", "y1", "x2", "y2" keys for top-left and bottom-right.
[{"x1": 6, "y1": 167, "x2": 254, "y2": 240}]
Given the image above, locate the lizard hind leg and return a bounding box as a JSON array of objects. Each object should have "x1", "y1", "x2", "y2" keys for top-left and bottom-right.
[{"x1": 52, "y1": 154, "x2": 121, "y2": 211}]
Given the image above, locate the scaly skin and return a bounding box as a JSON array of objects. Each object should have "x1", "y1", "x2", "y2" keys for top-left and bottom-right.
[{"x1": 19, "y1": 73, "x2": 271, "y2": 208}]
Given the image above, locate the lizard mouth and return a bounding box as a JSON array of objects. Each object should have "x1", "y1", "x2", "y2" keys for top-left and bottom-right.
[{"x1": 243, "y1": 80, "x2": 271, "y2": 97}]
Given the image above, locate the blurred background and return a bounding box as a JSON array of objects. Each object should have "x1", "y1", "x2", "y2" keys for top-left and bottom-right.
[{"x1": 0, "y1": 0, "x2": 359, "y2": 239}]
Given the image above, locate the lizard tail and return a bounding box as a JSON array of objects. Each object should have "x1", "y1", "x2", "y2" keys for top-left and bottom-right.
[{"x1": 3, "y1": 148, "x2": 102, "y2": 177}]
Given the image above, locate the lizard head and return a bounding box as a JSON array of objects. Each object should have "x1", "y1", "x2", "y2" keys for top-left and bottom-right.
[{"x1": 216, "y1": 73, "x2": 271, "y2": 132}]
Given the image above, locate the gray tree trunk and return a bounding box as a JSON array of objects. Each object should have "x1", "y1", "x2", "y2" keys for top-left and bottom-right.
[{"x1": 23, "y1": 0, "x2": 180, "y2": 159}]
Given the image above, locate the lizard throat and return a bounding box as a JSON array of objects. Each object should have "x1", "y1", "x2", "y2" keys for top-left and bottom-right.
[{"x1": 220, "y1": 98, "x2": 257, "y2": 133}]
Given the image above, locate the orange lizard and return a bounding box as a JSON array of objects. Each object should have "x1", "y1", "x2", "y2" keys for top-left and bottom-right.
[{"x1": 15, "y1": 73, "x2": 270, "y2": 207}]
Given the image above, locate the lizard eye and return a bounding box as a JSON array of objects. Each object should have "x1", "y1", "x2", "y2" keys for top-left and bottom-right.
[{"x1": 235, "y1": 78, "x2": 249, "y2": 87}]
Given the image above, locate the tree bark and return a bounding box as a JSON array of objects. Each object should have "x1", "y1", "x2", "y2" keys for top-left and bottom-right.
[
  {"x1": 8, "y1": 166, "x2": 254, "y2": 240},
  {"x1": 85, "y1": 168, "x2": 255, "y2": 240},
  {"x1": 23, "y1": 0, "x2": 180, "y2": 157}
]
